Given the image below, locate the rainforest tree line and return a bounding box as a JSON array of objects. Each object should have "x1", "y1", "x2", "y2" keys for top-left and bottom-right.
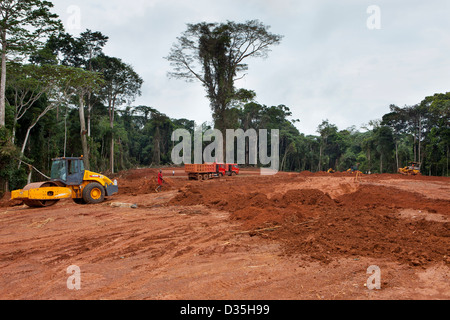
[{"x1": 1, "y1": 1, "x2": 449, "y2": 193}]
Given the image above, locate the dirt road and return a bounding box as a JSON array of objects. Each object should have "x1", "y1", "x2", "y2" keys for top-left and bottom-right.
[{"x1": 0, "y1": 168, "x2": 449, "y2": 300}]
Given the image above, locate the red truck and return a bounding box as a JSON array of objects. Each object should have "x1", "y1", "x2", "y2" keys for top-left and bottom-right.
[{"x1": 185, "y1": 163, "x2": 239, "y2": 180}]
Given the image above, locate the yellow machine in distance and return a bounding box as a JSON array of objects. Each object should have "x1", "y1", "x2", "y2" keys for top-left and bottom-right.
[
  {"x1": 398, "y1": 162, "x2": 421, "y2": 175},
  {"x1": 11, "y1": 156, "x2": 118, "y2": 207}
]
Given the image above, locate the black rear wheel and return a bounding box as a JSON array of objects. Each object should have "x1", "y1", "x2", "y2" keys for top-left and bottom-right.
[{"x1": 82, "y1": 182, "x2": 105, "y2": 204}]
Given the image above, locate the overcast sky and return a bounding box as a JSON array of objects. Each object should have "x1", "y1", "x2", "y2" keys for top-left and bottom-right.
[{"x1": 51, "y1": 0, "x2": 450, "y2": 135}]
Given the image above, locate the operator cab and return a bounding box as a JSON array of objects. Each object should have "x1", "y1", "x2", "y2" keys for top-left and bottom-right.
[
  {"x1": 50, "y1": 157, "x2": 85, "y2": 185},
  {"x1": 408, "y1": 162, "x2": 420, "y2": 170}
]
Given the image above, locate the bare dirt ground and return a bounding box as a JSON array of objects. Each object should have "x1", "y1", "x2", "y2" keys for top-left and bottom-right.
[{"x1": 0, "y1": 167, "x2": 449, "y2": 300}]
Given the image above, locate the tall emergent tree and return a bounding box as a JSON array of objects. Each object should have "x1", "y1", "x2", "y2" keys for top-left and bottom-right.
[
  {"x1": 77, "y1": 30, "x2": 109, "y2": 137},
  {"x1": 60, "y1": 66, "x2": 104, "y2": 170},
  {"x1": 32, "y1": 29, "x2": 109, "y2": 136},
  {"x1": 0, "y1": 0, "x2": 62, "y2": 127},
  {"x1": 91, "y1": 54, "x2": 143, "y2": 173},
  {"x1": 166, "y1": 20, "x2": 282, "y2": 137}
]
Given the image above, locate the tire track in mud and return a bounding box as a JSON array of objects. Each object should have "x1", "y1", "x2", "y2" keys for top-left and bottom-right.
[
  {"x1": 0, "y1": 199, "x2": 244, "y2": 299},
  {"x1": 1, "y1": 171, "x2": 449, "y2": 299}
]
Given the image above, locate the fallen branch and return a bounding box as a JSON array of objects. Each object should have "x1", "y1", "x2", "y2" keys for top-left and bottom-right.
[
  {"x1": 233, "y1": 218, "x2": 319, "y2": 235},
  {"x1": 13, "y1": 157, "x2": 50, "y2": 180},
  {"x1": 294, "y1": 219, "x2": 318, "y2": 226}
]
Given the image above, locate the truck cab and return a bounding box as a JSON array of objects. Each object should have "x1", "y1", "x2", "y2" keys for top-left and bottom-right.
[
  {"x1": 230, "y1": 164, "x2": 239, "y2": 175},
  {"x1": 216, "y1": 163, "x2": 239, "y2": 176}
]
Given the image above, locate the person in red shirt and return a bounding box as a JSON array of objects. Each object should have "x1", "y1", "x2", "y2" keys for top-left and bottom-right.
[{"x1": 155, "y1": 169, "x2": 164, "y2": 192}]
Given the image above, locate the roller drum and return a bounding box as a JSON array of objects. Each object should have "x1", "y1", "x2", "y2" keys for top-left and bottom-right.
[{"x1": 22, "y1": 182, "x2": 60, "y2": 207}]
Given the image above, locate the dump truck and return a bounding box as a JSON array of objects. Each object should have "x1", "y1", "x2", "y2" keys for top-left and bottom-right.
[
  {"x1": 11, "y1": 156, "x2": 118, "y2": 207},
  {"x1": 185, "y1": 163, "x2": 239, "y2": 180}
]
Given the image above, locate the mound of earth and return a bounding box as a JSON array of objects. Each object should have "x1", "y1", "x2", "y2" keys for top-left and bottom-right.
[{"x1": 168, "y1": 174, "x2": 450, "y2": 268}]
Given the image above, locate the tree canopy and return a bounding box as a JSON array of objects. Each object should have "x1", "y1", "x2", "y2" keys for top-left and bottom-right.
[
  {"x1": 0, "y1": 0, "x2": 63, "y2": 127},
  {"x1": 166, "y1": 20, "x2": 283, "y2": 133},
  {"x1": 0, "y1": 5, "x2": 449, "y2": 196}
]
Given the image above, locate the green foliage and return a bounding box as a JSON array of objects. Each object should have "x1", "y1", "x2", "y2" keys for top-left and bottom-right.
[
  {"x1": 0, "y1": 0, "x2": 63, "y2": 56},
  {"x1": 167, "y1": 20, "x2": 282, "y2": 132},
  {"x1": 0, "y1": 0, "x2": 63, "y2": 127},
  {"x1": 0, "y1": 126, "x2": 27, "y2": 192},
  {"x1": 1, "y1": 6, "x2": 449, "y2": 187}
]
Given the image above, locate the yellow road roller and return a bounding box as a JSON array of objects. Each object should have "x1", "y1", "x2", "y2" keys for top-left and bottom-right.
[
  {"x1": 11, "y1": 156, "x2": 118, "y2": 207},
  {"x1": 398, "y1": 161, "x2": 421, "y2": 176}
]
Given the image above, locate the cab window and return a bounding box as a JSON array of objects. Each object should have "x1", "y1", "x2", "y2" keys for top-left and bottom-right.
[
  {"x1": 51, "y1": 160, "x2": 67, "y2": 181},
  {"x1": 69, "y1": 159, "x2": 84, "y2": 175}
]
